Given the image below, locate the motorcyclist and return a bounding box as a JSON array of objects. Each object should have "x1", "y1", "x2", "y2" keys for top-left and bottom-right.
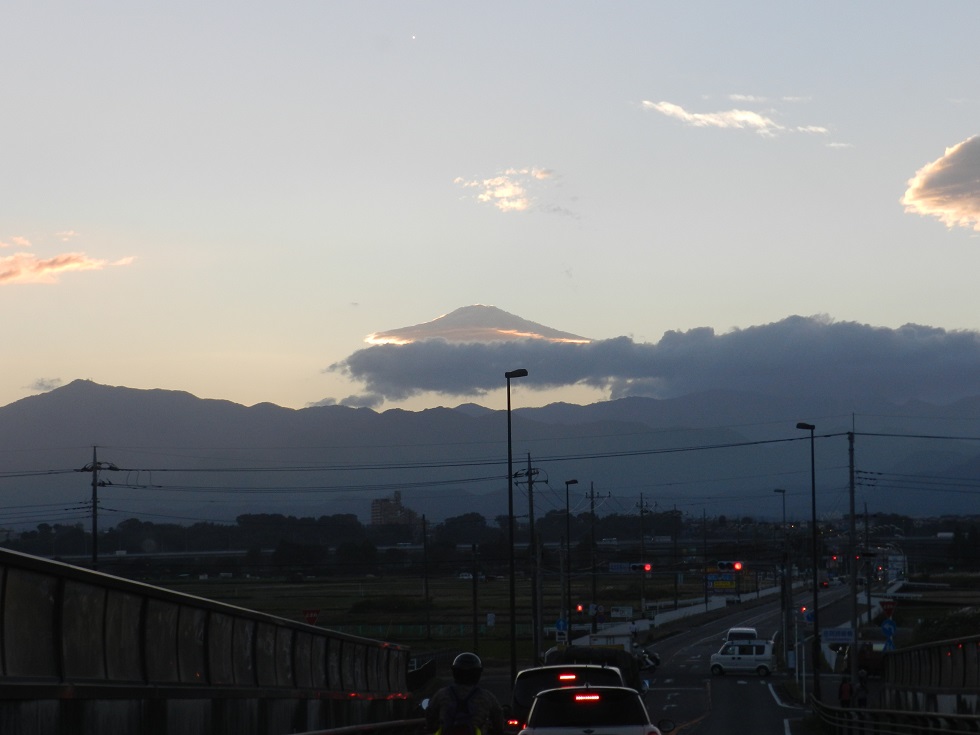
[{"x1": 425, "y1": 652, "x2": 504, "y2": 735}]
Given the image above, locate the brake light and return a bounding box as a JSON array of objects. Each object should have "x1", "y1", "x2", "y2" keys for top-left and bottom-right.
[
  {"x1": 558, "y1": 673, "x2": 578, "y2": 681},
  {"x1": 574, "y1": 693, "x2": 601, "y2": 702}
]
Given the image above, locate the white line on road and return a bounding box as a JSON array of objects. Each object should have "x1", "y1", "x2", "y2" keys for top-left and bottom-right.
[{"x1": 768, "y1": 682, "x2": 803, "y2": 709}]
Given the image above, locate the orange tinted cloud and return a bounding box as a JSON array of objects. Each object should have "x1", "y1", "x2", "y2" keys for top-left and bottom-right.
[
  {"x1": 902, "y1": 135, "x2": 980, "y2": 232},
  {"x1": 0, "y1": 251, "x2": 132, "y2": 284}
]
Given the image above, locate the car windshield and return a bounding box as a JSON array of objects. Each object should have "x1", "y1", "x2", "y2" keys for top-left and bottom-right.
[
  {"x1": 528, "y1": 688, "x2": 649, "y2": 728},
  {"x1": 513, "y1": 668, "x2": 623, "y2": 708}
]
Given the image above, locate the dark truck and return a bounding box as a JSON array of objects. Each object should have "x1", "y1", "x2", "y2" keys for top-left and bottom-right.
[
  {"x1": 505, "y1": 663, "x2": 626, "y2": 733},
  {"x1": 543, "y1": 645, "x2": 646, "y2": 692}
]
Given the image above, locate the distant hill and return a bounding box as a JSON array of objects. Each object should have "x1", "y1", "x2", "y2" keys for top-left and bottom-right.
[{"x1": 0, "y1": 379, "x2": 978, "y2": 531}]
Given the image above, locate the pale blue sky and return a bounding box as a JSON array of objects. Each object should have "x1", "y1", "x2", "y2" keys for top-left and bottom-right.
[{"x1": 2, "y1": 2, "x2": 979, "y2": 411}]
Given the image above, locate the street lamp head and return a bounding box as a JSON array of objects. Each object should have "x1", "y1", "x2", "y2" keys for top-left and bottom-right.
[
  {"x1": 505, "y1": 368, "x2": 528, "y2": 379},
  {"x1": 773, "y1": 488, "x2": 785, "y2": 495},
  {"x1": 796, "y1": 422, "x2": 815, "y2": 431},
  {"x1": 565, "y1": 479, "x2": 579, "y2": 487}
]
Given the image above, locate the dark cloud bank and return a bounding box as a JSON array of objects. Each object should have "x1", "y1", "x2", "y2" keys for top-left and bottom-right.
[{"x1": 329, "y1": 316, "x2": 980, "y2": 405}]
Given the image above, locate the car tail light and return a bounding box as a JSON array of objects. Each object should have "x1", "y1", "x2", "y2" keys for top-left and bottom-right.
[
  {"x1": 574, "y1": 693, "x2": 601, "y2": 703},
  {"x1": 558, "y1": 673, "x2": 578, "y2": 682}
]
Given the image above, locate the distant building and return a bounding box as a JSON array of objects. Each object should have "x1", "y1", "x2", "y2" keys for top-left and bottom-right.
[{"x1": 370, "y1": 491, "x2": 418, "y2": 526}]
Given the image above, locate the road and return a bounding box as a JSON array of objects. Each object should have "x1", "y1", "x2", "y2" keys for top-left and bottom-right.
[{"x1": 641, "y1": 585, "x2": 853, "y2": 734}]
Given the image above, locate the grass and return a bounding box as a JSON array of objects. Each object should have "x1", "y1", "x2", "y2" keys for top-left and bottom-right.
[{"x1": 160, "y1": 571, "x2": 709, "y2": 648}]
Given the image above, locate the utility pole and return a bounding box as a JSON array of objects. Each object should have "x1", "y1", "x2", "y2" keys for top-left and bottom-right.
[
  {"x1": 638, "y1": 493, "x2": 648, "y2": 620},
  {"x1": 471, "y1": 543, "x2": 479, "y2": 653},
  {"x1": 589, "y1": 482, "x2": 598, "y2": 632},
  {"x1": 865, "y1": 502, "x2": 872, "y2": 623},
  {"x1": 702, "y1": 509, "x2": 709, "y2": 612},
  {"x1": 77, "y1": 447, "x2": 118, "y2": 571},
  {"x1": 525, "y1": 453, "x2": 541, "y2": 664},
  {"x1": 91, "y1": 446, "x2": 99, "y2": 569},
  {"x1": 848, "y1": 431, "x2": 859, "y2": 685},
  {"x1": 422, "y1": 515, "x2": 431, "y2": 639}
]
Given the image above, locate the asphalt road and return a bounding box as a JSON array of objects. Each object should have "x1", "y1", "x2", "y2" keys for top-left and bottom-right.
[
  {"x1": 477, "y1": 583, "x2": 861, "y2": 734},
  {"x1": 641, "y1": 584, "x2": 857, "y2": 734}
]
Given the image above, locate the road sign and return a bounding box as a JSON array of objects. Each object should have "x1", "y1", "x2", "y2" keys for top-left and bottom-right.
[
  {"x1": 881, "y1": 599, "x2": 897, "y2": 617},
  {"x1": 555, "y1": 618, "x2": 568, "y2": 632},
  {"x1": 821, "y1": 627, "x2": 855, "y2": 644},
  {"x1": 303, "y1": 609, "x2": 320, "y2": 625},
  {"x1": 881, "y1": 618, "x2": 897, "y2": 637}
]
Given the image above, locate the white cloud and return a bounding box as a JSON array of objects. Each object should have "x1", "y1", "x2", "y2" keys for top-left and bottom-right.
[
  {"x1": 642, "y1": 100, "x2": 828, "y2": 138},
  {"x1": 902, "y1": 135, "x2": 980, "y2": 232},
  {"x1": 27, "y1": 378, "x2": 63, "y2": 393},
  {"x1": 454, "y1": 167, "x2": 557, "y2": 213}
]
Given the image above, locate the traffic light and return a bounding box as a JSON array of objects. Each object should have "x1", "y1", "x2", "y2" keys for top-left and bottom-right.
[
  {"x1": 575, "y1": 603, "x2": 584, "y2": 613},
  {"x1": 717, "y1": 560, "x2": 743, "y2": 571},
  {"x1": 629, "y1": 562, "x2": 652, "y2": 572}
]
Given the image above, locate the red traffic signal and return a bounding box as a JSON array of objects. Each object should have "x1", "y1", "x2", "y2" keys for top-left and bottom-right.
[
  {"x1": 718, "y1": 560, "x2": 743, "y2": 571},
  {"x1": 629, "y1": 562, "x2": 652, "y2": 572}
]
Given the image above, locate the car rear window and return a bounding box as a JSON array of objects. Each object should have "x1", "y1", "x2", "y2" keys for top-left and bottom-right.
[
  {"x1": 513, "y1": 668, "x2": 624, "y2": 708},
  {"x1": 528, "y1": 688, "x2": 649, "y2": 728}
]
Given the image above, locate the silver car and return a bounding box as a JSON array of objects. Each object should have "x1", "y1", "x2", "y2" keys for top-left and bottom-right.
[{"x1": 518, "y1": 686, "x2": 674, "y2": 735}]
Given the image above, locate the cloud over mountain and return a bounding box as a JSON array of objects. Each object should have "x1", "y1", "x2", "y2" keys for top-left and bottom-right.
[{"x1": 329, "y1": 308, "x2": 980, "y2": 405}]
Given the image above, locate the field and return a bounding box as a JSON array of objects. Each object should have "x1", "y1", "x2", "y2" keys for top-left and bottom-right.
[{"x1": 161, "y1": 570, "x2": 706, "y2": 659}]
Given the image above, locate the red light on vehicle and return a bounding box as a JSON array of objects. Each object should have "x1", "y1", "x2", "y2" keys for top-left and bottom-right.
[
  {"x1": 558, "y1": 673, "x2": 578, "y2": 681},
  {"x1": 574, "y1": 693, "x2": 601, "y2": 702}
]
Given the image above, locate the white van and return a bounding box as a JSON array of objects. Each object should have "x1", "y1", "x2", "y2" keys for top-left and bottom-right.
[
  {"x1": 709, "y1": 640, "x2": 774, "y2": 676},
  {"x1": 722, "y1": 626, "x2": 758, "y2": 643}
]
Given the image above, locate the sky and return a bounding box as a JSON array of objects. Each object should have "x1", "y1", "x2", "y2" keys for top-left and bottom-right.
[{"x1": 2, "y1": 2, "x2": 979, "y2": 414}]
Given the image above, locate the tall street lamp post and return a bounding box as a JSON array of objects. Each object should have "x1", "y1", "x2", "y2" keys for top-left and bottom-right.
[
  {"x1": 796, "y1": 421, "x2": 821, "y2": 700},
  {"x1": 774, "y1": 488, "x2": 788, "y2": 667},
  {"x1": 564, "y1": 479, "x2": 578, "y2": 626},
  {"x1": 506, "y1": 368, "x2": 528, "y2": 684}
]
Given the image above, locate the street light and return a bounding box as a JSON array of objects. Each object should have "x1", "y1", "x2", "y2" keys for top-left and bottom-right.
[
  {"x1": 564, "y1": 479, "x2": 579, "y2": 627},
  {"x1": 774, "y1": 488, "x2": 788, "y2": 669},
  {"x1": 506, "y1": 368, "x2": 528, "y2": 684},
  {"x1": 796, "y1": 421, "x2": 821, "y2": 700}
]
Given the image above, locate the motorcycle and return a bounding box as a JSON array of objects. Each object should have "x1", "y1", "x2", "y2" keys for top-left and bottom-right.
[{"x1": 638, "y1": 647, "x2": 660, "y2": 671}]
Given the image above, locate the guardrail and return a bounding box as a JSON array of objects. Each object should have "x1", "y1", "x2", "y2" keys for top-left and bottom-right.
[
  {"x1": 881, "y1": 633, "x2": 980, "y2": 715},
  {"x1": 812, "y1": 697, "x2": 980, "y2": 734},
  {"x1": 0, "y1": 547, "x2": 413, "y2": 735}
]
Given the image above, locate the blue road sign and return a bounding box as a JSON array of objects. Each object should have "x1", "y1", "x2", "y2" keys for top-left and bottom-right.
[{"x1": 881, "y1": 618, "x2": 897, "y2": 637}]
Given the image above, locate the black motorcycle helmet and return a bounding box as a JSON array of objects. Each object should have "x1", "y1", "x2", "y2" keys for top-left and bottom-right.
[{"x1": 451, "y1": 652, "x2": 483, "y2": 685}]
